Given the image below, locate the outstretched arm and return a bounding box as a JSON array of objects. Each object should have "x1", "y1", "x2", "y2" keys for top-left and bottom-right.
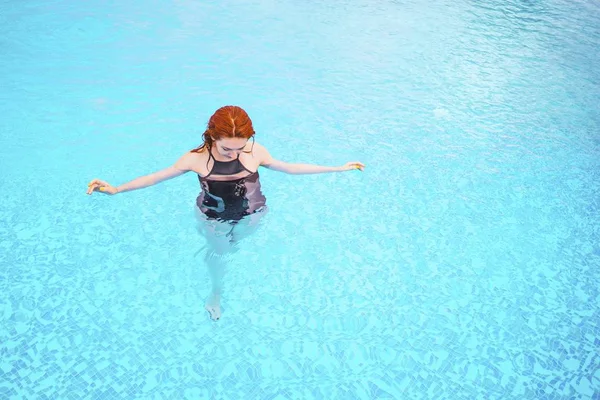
[
  {"x1": 86, "y1": 152, "x2": 195, "y2": 195},
  {"x1": 118, "y1": 166, "x2": 188, "y2": 193},
  {"x1": 257, "y1": 143, "x2": 365, "y2": 175}
]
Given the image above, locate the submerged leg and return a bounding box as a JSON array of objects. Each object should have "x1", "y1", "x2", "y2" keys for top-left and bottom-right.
[
  {"x1": 229, "y1": 206, "x2": 269, "y2": 244},
  {"x1": 195, "y1": 208, "x2": 236, "y2": 321},
  {"x1": 204, "y1": 248, "x2": 229, "y2": 321},
  {"x1": 194, "y1": 207, "x2": 268, "y2": 321}
]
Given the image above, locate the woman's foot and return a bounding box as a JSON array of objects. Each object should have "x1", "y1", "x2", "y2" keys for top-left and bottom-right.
[{"x1": 205, "y1": 294, "x2": 222, "y2": 321}]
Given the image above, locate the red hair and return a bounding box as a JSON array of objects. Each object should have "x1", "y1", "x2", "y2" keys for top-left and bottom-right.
[{"x1": 191, "y1": 105, "x2": 255, "y2": 153}]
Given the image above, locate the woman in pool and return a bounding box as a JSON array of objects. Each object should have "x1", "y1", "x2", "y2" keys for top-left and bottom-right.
[{"x1": 87, "y1": 105, "x2": 365, "y2": 320}]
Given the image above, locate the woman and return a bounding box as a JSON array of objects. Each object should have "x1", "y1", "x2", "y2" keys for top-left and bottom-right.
[{"x1": 87, "y1": 105, "x2": 365, "y2": 320}]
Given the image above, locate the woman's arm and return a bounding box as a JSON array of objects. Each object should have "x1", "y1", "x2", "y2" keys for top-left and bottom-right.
[
  {"x1": 114, "y1": 166, "x2": 187, "y2": 193},
  {"x1": 86, "y1": 152, "x2": 196, "y2": 195},
  {"x1": 264, "y1": 161, "x2": 344, "y2": 174},
  {"x1": 256, "y1": 143, "x2": 365, "y2": 175}
]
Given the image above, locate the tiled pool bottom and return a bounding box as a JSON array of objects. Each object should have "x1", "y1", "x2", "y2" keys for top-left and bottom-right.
[
  {"x1": 2, "y1": 235, "x2": 598, "y2": 399},
  {"x1": 1, "y1": 0, "x2": 600, "y2": 397}
]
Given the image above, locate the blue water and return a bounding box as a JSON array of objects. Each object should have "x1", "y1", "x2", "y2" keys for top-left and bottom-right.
[{"x1": 1, "y1": 0, "x2": 599, "y2": 398}]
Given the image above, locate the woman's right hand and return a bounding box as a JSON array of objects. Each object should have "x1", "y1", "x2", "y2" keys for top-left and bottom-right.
[{"x1": 87, "y1": 179, "x2": 119, "y2": 195}]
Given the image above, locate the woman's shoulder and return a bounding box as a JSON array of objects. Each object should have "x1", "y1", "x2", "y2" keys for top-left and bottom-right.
[
  {"x1": 174, "y1": 147, "x2": 210, "y2": 175},
  {"x1": 251, "y1": 141, "x2": 271, "y2": 157}
]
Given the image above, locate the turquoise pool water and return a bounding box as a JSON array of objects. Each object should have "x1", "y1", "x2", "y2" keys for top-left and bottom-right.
[{"x1": 1, "y1": 0, "x2": 599, "y2": 398}]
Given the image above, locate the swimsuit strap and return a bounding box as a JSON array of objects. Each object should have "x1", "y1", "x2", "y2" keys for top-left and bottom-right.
[{"x1": 204, "y1": 149, "x2": 216, "y2": 178}]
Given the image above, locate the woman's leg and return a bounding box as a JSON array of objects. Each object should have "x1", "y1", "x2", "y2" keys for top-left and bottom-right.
[
  {"x1": 229, "y1": 206, "x2": 269, "y2": 244},
  {"x1": 195, "y1": 208, "x2": 236, "y2": 321},
  {"x1": 194, "y1": 206, "x2": 269, "y2": 321}
]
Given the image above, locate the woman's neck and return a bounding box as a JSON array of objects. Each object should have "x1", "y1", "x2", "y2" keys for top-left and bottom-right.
[{"x1": 210, "y1": 145, "x2": 235, "y2": 162}]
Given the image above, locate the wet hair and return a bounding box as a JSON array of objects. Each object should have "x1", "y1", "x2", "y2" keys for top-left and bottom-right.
[{"x1": 191, "y1": 105, "x2": 255, "y2": 153}]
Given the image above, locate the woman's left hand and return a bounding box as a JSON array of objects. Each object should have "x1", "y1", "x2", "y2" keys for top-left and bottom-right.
[{"x1": 340, "y1": 161, "x2": 365, "y2": 171}]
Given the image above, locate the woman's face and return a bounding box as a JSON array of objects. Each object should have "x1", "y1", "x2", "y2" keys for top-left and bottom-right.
[{"x1": 213, "y1": 137, "x2": 249, "y2": 159}]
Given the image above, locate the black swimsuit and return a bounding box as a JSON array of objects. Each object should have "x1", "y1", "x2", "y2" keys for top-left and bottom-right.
[{"x1": 196, "y1": 150, "x2": 267, "y2": 222}]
